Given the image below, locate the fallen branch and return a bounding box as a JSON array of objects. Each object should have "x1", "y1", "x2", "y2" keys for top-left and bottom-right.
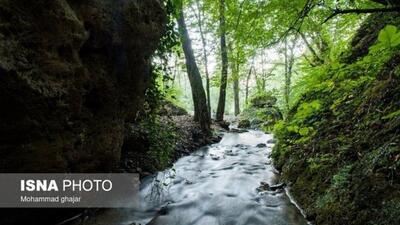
[{"x1": 323, "y1": 7, "x2": 400, "y2": 23}]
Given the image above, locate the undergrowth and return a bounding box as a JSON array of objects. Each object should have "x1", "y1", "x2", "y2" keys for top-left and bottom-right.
[{"x1": 272, "y1": 24, "x2": 400, "y2": 225}]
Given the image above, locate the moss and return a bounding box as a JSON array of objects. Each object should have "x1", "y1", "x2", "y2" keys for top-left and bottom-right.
[{"x1": 241, "y1": 92, "x2": 283, "y2": 131}]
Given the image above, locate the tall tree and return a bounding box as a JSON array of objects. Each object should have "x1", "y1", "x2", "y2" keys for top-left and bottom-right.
[
  {"x1": 232, "y1": 62, "x2": 240, "y2": 116},
  {"x1": 216, "y1": 0, "x2": 228, "y2": 121},
  {"x1": 192, "y1": 0, "x2": 211, "y2": 118},
  {"x1": 230, "y1": 0, "x2": 247, "y2": 117},
  {"x1": 245, "y1": 61, "x2": 254, "y2": 105},
  {"x1": 231, "y1": 45, "x2": 243, "y2": 116},
  {"x1": 283, "y1": 35, "x2": 298, "y2": 113},
  {"x1": 176, "y1": 3, "x2": 211, "y2": 132}
]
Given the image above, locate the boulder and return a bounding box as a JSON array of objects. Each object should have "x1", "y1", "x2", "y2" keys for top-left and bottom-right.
[
  {"x1": 217, "y1": 120, "x2": 230, "y2": 130},
  {"x1": 256, "y1": 143, "x2": 267, "y2": 148},
  {"x1": 238, "y1": 119, "x2": 251, "y2": 128}
]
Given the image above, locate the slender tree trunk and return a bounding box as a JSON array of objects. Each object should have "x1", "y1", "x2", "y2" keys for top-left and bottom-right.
[
  {"x1": 233, "y1": 53, "x2": 240, "y2": 116},
  {"x1": 284, "y1": 37, "x2": 290, "y2": 112},
  {"x1": 284, "y1": 35, "x2": 297, "y2": 114},
  {"x1": 261, "y1": 51, "x2": 267, "y2": 92},
  {"x1": 216, "y1": 0, "x2": 228, "y2": 121},
  {"x1": 172, "y1": 56, "x2": 178, "y2": 85},
  {"x1": 297, "y1": 31, "x2": 323, "y2": 64},
  {"x1": 233, "y1": 78, "x2": 240, "y2": 116},
  {"x1": 177, "y1": 8, "x2": 211, "y2": 132},
  {"x1": 194, "y1": 0, "x2": 211, "y2": 118},
  {"x1": 245, "y1": 65, "x2": 253, "y2": 105}
]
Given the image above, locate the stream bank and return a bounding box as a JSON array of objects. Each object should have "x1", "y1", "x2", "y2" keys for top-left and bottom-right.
[
  {"x1": 271, "y1": 13, "x2": 400, "y2": 225},
  {"x1": 122, "y1": 114, "x2": 223, "y2": 176}
]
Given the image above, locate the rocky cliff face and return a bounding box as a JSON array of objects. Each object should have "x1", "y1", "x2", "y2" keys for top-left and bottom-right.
[{"x1": 0, "y1": 0, "x2": 166, "y2": 172}]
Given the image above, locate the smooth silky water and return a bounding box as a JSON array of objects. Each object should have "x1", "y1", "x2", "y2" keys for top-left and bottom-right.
[{"x1": 77, "y1": 130, "x2": 309, "y2": 225}]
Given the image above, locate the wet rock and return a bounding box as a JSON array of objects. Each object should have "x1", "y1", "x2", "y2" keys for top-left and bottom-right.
[
  {"x1": 238, "y1": 119, "x2": 251, "y2": 128},
  {"x1": 185, "y1": 180, "x2": 193, "y2": 185},
  {"x1": 257, "y1": 182, "x2": 270, "y2": 192},
  {"x1": 230, "y1": 128, "x2": 248, "y2": 133},
  {"x1": 235, "y1": 144, "x2": 248, "y2": 150},
  {"x1": 256, "y1": 143, "x2": 267, "y2": 148},
  {"x1": 250, "y1": 118, "x2": 263, "y2": 128},
  {"x1": 210, "y1": 154, "x2": 220, "y2": 160},
  {"x1": 257, "y1": 182, "x2": 286, "y2": 192},
  {"x1": 267, "y1": 139, "x2": 277, "y2": 144},
  {"x1": 217, "y1": 120, "x2": 230, "y2": 130},
  {"x1": 158, "y1": 206, "x2": 169, "y2": 215},
  {"x1": 225, "y1": 150, "x2": 238, "y2": 156},
  {"x1": 269, "y1": 183, "x2": 286, "y2": 191}
]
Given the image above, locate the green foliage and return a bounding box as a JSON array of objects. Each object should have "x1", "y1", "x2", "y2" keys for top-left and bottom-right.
[
  {"x1": 382, "y1": 109, "x2": 400, "y2": 120},
  {"x1": 294, "y1": 100, "x2": 321, "y2": 121},
  {"x1": 136, "y1": 117, "x2": 178, "y2": 171},
  {"x1": 132, "y1": 1, "x2": 183, "y2": 172},
  {"x1": 249, "y1": 92, "x2": 278, "y2": 108},
  {"x1": 271, "y1": 20, "x2": 400, "y2": 225},
  {"x1": 307, "y1": 154, "x2": 335, "y2": 173},
  {"x1": 240, "y1": 92, "x2": 282, "y2": 131},
  {"x1": 145, "y1": 0, "x2": 183, "y2": 117},
  {"x1": 331, "y1": 165, "x2": 352, "y2": 189},
  {"x1": 370, "y1": 25, "x2": 400, "y2": 52},
  {"x1": 316, "y1": 192, "x2": 335, "y2": 210}
]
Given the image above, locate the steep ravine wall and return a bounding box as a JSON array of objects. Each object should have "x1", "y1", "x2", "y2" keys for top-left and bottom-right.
[
  {"x1": 272, "y1": 12, "x2": 400, "y2": 225},
  {"x1": 0, "y1": 0, "x2": 166, "y2": 172}
]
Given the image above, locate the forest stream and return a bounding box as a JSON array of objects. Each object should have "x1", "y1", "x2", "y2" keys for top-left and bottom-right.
[{"x1": 74, "y1": 130, "x2": 309, "y2": 225}]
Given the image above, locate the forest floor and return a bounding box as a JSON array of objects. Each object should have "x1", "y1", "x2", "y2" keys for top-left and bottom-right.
[
  {"x1": 122, "y1": 114, "x2": 223, "y2": 177},
  {"x1": 167, "y1": 115, "x2": 224, "y2": 161}
]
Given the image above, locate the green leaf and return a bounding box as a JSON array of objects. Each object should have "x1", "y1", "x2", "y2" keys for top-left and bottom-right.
[
  {"x1": 378, "y1": 25, "x2": 397, "y2": 43},
  {"x1": 382, "y1": 109, "x2": 400, "y2": 120},
  {"x1": 299, "y1": 127, "x2": 310, "y2": 136},
  {"x1": 377, "y1": 25, "x2": 400, "y2": 48}
]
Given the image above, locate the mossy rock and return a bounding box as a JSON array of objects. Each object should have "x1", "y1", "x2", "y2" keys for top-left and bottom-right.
[
  {"x1": 250, "y1": 94, "x2": 277, "y2": 108},
  {"x1": 238, "y1": 119, "x2": 251, "y2": 128}
]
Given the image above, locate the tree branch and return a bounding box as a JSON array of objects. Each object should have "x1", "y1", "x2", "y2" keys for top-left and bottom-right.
[
  {"x1": 297, "y1": 30, "x2": 324, "y2": 64},
  {"x1": 323, "y1": 7, "x2": 400, "y2": 23}
]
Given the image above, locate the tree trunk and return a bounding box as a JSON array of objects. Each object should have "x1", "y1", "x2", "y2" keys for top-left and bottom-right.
[
  {"x1": 245, "y1": 65, "x2": 253, "y2": 105},
  {"x1": 298, "y1": 31, "x2": 323, "y2": 64},
  {"x1": 284, "y1": 37, "x2": 290, "y2": 113},
  {"x1": 216, "y1": 0, "x2": 228, "y2": 121},
  {"x1": 233, "y1": 78, "x2": 240, "y2": 116},
  {"x1": 194, "y1": 0, "x2": 211, "y2": 118},
  {"x1": 284, "y1": 35, "x2": 297, "y2": 114},
  {"x1": 177, "y1": 8, "x2": 211, "y2": 132},
  {"x1": 233, "y1": 53, "x2": 240, "y2": 116}
]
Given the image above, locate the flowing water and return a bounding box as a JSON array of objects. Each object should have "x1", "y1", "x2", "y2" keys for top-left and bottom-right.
[{"x1": 77, "y1": 130, "x2": 309, "y2": 225}]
